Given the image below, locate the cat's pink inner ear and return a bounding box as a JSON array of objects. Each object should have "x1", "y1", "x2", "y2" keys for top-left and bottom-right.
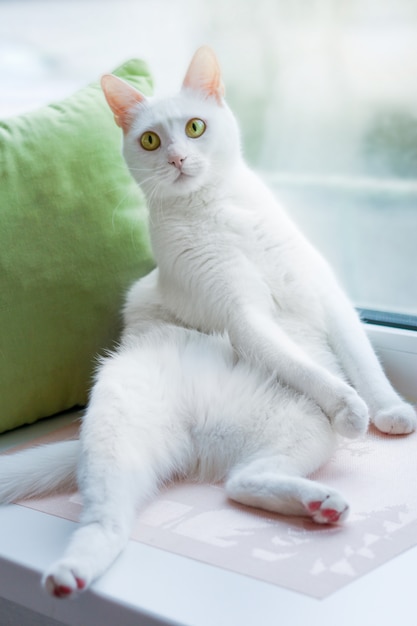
[
  {"x1": 182, "y1": 46, "x2": 225, "y2": 104},
  {"x1": 101, "y1": 74, "x2": 145, "y2": 131}
]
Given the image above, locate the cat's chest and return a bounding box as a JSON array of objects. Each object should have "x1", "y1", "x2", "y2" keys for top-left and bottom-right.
[
  {"x1": 157, "y1": 215, "x2": 292, "y2": 316},
  {"x1": 216, "y1": 209, "x2": 299, "y2": 287},
  {"x1": 153, "y1": 199, "x2": 259, "y2": 255},
  {"x1": 152, "y1": 191, "x2": 326, "y2": 325}
]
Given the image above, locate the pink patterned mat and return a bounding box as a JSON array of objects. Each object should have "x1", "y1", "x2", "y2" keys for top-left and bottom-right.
[{"x1": 13, "y1": 421, "x2": 417, "y2": 598}]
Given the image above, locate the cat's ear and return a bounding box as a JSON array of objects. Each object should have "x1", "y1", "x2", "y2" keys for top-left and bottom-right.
[
  {"x1": 101, "y1": 74, "x2": 146, "y2": 131},
  {"x1": 182, "y1": 46, "x2": 225, "y2": 105}
]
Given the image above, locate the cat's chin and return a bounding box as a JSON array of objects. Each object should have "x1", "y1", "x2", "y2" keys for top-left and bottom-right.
[
  {"x1": 175, "y1": 171, "x2": 192, "y2": 183},
  {"x1": 170, "y1": 172, "x2": 205, "y2": 196}
]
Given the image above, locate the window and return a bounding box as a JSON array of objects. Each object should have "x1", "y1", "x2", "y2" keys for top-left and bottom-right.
[
  {"x1": 2, "y1": 0, "x2": 416, "y2": 398},
  {"x1": 207, "y1": 0, "x2": 417, "y2": 322}
]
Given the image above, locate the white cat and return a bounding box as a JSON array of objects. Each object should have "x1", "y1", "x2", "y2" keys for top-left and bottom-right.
[{"x1": 0, "y1": 47, "x2": 415, "y2": 598}]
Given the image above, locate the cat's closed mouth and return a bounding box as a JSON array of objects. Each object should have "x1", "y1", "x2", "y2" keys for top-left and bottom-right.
[{"x1": 175, "y1": 171, "x2": 191, "y2": 182}]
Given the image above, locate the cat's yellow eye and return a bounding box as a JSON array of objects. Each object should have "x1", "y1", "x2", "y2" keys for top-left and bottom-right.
[
  {"x1": 185, "y1": 118, "x2": 206, "y2": 139},
  {"x1": 140, "y1": 131, "x2": 161, "y2": 151}
]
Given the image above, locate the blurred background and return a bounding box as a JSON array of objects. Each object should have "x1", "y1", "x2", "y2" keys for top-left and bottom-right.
[{"x1": 1, "y1": 0, "x2": 416, "y2": 317}]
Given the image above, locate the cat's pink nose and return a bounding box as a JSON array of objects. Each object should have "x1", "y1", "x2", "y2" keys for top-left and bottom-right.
[{"x1": 169, "y1": 154, "x2": 187, "y2": 170}]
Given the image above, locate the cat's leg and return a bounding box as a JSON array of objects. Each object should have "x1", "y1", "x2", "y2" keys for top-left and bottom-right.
[
  {"x1": 227, "y1": 305, "x2": 369, "y2": 439},
  {"x1": 225, "y1": 376, "x2": 347, "y2": 523},
  {"x1": 43, "y1": 494, "x2": 135, "y2": 597},
  {"x1": 225, "y1": 456, "x2": 349, "y2": 524},
  {"x1": 42, "y1": 445, "x2": 148, "y2": 597},
  {"x1": 325, "y1": 292, "x2": 416, "y2": 435},
  {"x1": 42, "y1": 347, "x2": 177, "y2": 597}
]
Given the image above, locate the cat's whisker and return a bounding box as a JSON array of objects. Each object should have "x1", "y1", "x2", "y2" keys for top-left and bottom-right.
[{"x1": 109, "y1": 191, "x2": 136, "y2": 229}]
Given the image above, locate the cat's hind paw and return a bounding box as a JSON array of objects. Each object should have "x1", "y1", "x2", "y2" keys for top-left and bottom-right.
[
  {"x1": 372, "y1": 403, "x2": 417, "y2": 435},
  {"x1": 305, "y1": 493, "x2": 349, "y2": 524},
  {"x1": 43, "y1": 561, "x2": 88, "y2": 598}
]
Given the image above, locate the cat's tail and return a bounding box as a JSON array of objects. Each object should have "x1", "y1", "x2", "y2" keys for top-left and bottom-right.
[{"x1": 0, "y1": 440, "x2": 79, "y2": 503}]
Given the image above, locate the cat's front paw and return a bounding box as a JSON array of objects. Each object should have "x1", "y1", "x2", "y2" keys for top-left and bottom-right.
[
  {"x1": 332, "y1": 389, "x2": 369, "y2": 439},
  {"x1": 43, "y1": 560, "x2": 89, "y2": 598},
  {"x1": 372, "y1": 403, "x2": 417, "y2": 435}
]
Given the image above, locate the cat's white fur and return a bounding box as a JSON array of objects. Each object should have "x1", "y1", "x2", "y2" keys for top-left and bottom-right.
[{"x1": 0, "y1": 47, "x2": 415, "y2": 598}]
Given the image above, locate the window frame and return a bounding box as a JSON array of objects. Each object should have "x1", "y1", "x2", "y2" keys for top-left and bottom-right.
[{"x1": 365, "y1": 322, "x2": 417, "y2": 404}]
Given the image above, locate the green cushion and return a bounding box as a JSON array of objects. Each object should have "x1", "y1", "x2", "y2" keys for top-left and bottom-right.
[{"x1": 0, "y1": 59, "x2": 154, "y2": 434}]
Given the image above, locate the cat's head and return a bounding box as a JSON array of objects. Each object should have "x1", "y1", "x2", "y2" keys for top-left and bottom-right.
[{"x1": 101, "y1": 47, "x2": 241, "y2": 201}]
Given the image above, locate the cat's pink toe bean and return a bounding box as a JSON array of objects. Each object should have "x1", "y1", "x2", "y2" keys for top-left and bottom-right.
[
  {"x1": 321, "y1": 508, "x2": 342, "y2": 523},
  {"x1": 307, "y1": 501, "x2": 322, "y2": 513},
  {"x1": 76, "y1": 577, "x2": 86, "y2": 590},
  {"x1": 53, "y1": 585, "x2": 73, "y2": 598}
]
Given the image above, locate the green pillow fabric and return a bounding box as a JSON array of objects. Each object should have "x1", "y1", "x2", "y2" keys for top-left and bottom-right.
[{"x1": 0, "y1": 59, "x2": 155, "y2": 434}]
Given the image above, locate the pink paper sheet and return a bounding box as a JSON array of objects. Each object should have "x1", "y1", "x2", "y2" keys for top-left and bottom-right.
[{"x1": 13, "y1": 421, "x2": 417, "y2": 598}]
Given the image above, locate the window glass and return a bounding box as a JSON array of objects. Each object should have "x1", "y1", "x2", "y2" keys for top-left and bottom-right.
[
  {"x1": 2, "y1": 0, "x2": 416, "y2": 317},
  {"x1": 209, "y1": 0, "x2": 417, "y2": 317}
]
